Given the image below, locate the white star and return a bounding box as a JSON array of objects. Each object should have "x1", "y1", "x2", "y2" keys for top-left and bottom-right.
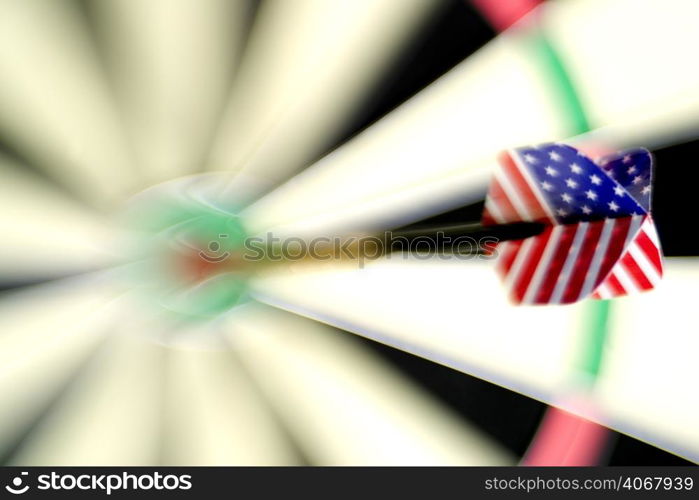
[
  {"x1": 556, "y1": 208, "x2": 568, "y2": 217},
  {"x1": 613, "y1": 185, "x2": 625, "y2": 196},
  {"x1": 585, "y1": 189, "x2": 597, "y2": 200},
  {"x1": 589, "y1": 174, "x2": 602, "y2": 185},
  {"x1": 608, "y1": 201, "x2": 619, "y2": 211},
  {"x1": 622, "y1": 155, "x2": 632, "y2": 164},
  {"x1": 569, "y1": 163, "x2": 583, "y2": 174},
  {"x1": 549, "y1": 151, "x2": 562, "y2": 161},
  {"x1": 632, "y1": 175, "x2": 643, "y2": 185},
  {"x1": 641, "y1": 184, "x2": 651, "y2": 195},
  {"x1": 541, "y1": 181, "x2": 553, "y2": 191},
  {"x1": 565, "y1": 178, "x2": 578, "y2": 189},
  {"x1": 524, "y1": 153, "x2": 538, "y2": 164},
  {"x1": 545, "y1": 166, "x2": 558, "y2": 177},
  {"x1": 627, "y1": 165, "x2": 637, "y2": 175},
  {"x1": 581, "y1": 205, "x2": 592, "y2": 215},
  {"x1": 561, "y1": 193, "x2": 573, "y2": 203}
]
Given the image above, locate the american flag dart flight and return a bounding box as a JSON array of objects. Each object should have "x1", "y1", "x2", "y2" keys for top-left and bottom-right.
[{"x1": 482, "y1": 143, "x2": 663, "y2": 304}]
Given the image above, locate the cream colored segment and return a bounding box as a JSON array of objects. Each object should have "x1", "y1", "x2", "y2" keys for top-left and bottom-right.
[
  {"x1": 12, "y1": 329, "x2": 163, "y2": 465},
  {"x1": 92, "y1": 0, "x2": 246, "y2": 184},
  {"x1": 226, "y1": 304, "x2": 515, "y2": 465},
  {"x1": 0, "y1": 154, "x2": 116, "y2": 278},
  {"x1": 161, "y1": 347, "x2": 301, "y2": 465},
  {"x1": 0, "y1": 0, "x2": 135, "y2": 207},
  {"x1": 0, "y1": 277, "x2": 121, "y2": 457},
  {"x1": 251, "y1": 258, "x2": 584, "y2": 411},
  {"x1": 544, "y1": 0, "x2": 699, "y2": 141},
  {"x1": 209, "y1": 0, "x2": 443, "y2": 186},
  {"x1": 599, "y1": 259, "x2": 699, "y2": 462}
]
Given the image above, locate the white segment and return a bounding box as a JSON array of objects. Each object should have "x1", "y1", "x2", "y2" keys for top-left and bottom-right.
[
  {"x1": 0, "y1": 154, "x2": 115, "y2": 279},
  {"x1": 91, "y1": 0, "x2": 247, "y2": 185},
  {"x1": 0, "y1": 0, "x2": 135, "y2": 207},
  {"x1": 0, "y1": 276, "x2": 123, "y2": 462},
  {"x1": 161, "y1": 347, "x2": 301, "y2": 465},
  {"x1": 226, "y1": 305, "x2": 514, "y2": 465},
  {"x1": 12, "y1": 329, "x2": 163, "y2": 466},
  {"x1": 545, "y1": 0, "x2": 699, "y2": 147},
  {"x1": 209, "y1": 0, "x2": 444, "y2": 192},
  {"x1": 599, "y1": 260, "x2": 699, "y2": 462}
]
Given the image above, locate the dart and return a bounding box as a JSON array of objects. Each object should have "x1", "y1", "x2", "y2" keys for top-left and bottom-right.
[
  {"x1": 138, "y1": 198, "x2": 545, "y2": 282},
  {"x1": 482, "y1": 143, "x2": 663, "y2": 305},
  {"x1": 128, "y1": 141, "x2": 665, "y2": 317},
  {"x1": 136, "y1": 142, "x2": 664, "y2": 314}
]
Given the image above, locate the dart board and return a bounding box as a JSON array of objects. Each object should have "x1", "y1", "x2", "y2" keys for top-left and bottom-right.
[{"x1": 0, "y1": 0, "x2": 697, "y2": 467}]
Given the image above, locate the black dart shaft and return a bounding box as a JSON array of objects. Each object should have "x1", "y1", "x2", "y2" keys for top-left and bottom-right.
[{"x1": 386, "y1": 221, "x2": 545, "y2": 254}]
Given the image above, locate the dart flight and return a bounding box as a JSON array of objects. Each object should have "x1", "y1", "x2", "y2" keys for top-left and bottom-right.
[{"x1": 482, "y1": 143, "x2": 663, "y2": 305}]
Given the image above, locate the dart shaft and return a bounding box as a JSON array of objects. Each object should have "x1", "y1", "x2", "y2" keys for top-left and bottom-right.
[
  {"x1": 186, "y1": 221, "x2": 545, "y2": 278},
  {"x1": 387, "y1": 221, "x2": 545, "y2": 252}
]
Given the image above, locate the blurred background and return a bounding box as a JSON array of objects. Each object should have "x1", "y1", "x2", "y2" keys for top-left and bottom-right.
[{"x1": 0, "y1": 0, "x2": 697, "y2": 466}]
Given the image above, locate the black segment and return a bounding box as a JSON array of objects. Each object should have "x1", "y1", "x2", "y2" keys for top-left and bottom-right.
[{"x1": 650, "y1": 139, "x2": 699, "y2": 255}]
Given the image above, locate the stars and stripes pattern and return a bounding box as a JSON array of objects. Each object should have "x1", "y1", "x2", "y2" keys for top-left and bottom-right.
[
  {"x1": 591, "y1": 216, "x2": 663, "y2": 299},
  {"x1": 482, "y1": 143, "x2": 663, "y2": 305}
]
